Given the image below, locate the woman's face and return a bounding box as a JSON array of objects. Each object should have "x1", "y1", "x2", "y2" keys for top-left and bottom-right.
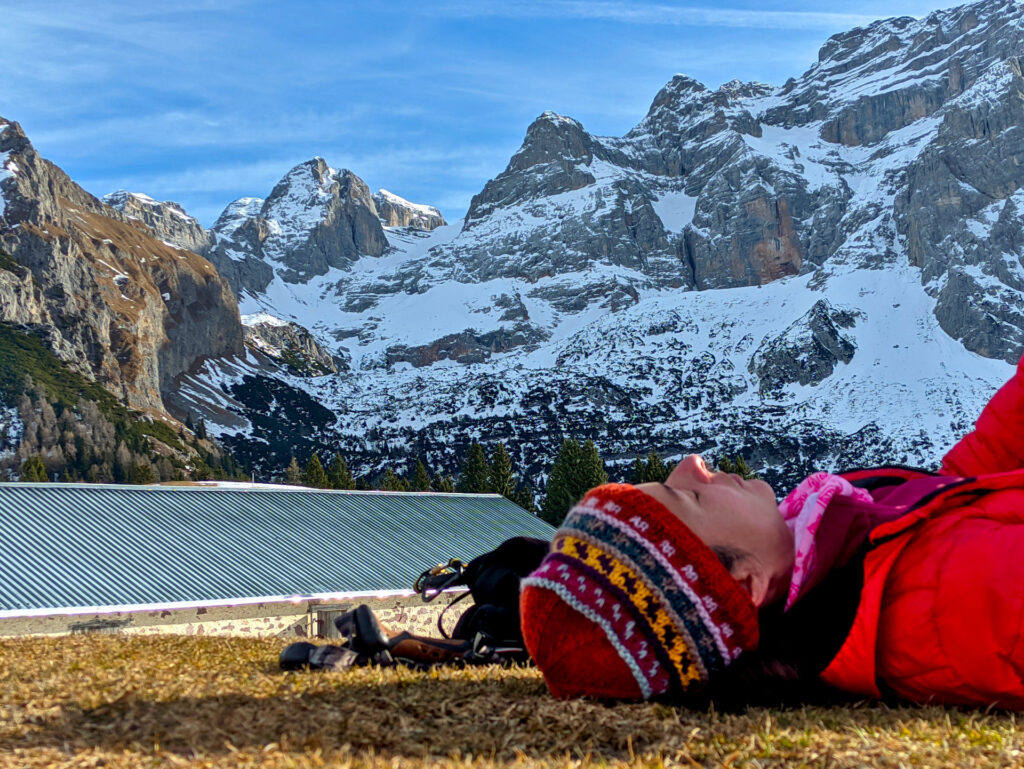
[{"x1": 635, "y1": 454, "x2": 795, "y2": 607}]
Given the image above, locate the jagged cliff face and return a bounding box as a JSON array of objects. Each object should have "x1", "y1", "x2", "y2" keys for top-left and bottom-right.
[
  {"x1": 242, "y1": 313, "x2": 343, "y2": 376},
  {"x1": 0, "y1": 119, "x2": 244, "y2": 413}
]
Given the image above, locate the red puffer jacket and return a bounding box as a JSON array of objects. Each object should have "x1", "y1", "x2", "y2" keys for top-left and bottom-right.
[{"x1": 821, "y1": 357, "x2": 1024, "y2": 708}]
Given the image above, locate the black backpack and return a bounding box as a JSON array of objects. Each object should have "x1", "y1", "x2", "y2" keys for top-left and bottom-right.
[{"x1": 413, "y1": 536, "x2": 549, "y2": 661}]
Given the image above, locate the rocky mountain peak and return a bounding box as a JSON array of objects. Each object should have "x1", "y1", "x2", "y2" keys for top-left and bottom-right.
[
  {"x1": 203, "y1": 158, "x2": 388, "y2": 288},
  {"x1": 103, "y1": 189, "x2": 188, "y2": 217},
  {"x1": 0, "y1": 119, "x2": 25, "y2": 220},
  {"x1": 262, "y1": 157, "x2": 338, "y2": 219},
  {"x1": 462, "y1": 110, "x2": 628, "y2": 225},
  {"x1": 373, "y1": 189, "x2": 446, "y2": 230},
  {"x1": 0, "y1": 118, "x2": 30, "y2": 155},
  {"x1": 773, "y1": 0, "x2": 1024, "y2": 145},
  {"x1": 631, "y1": 73, "x2": 766, "y2": 153},
  {"x1": 211, "y1": 196, "x2": 264, "y2": 239},
  {"x1": 508, "y1": 111, "x2": 594, "y2": 172},
  {"x1": 717, "y1": 79, "x2": 773, "y2": 102},
  {"x1": 647, "y1": 74, "x2": 709, "y2": 113}
]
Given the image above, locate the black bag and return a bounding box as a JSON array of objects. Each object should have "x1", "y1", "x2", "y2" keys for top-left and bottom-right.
[{"x1": 414, "y1": 536, "x2": 549, "y2": 660}]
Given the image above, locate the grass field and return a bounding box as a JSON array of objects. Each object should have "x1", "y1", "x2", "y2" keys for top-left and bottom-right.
[{"x1": 2, "y1": 635, "x2": 1022, "y2": 768}]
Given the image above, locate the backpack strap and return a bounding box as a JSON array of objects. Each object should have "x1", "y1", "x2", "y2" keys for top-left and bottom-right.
[{"x1": 413, "y1": 537, "x2": 550, "y2": 641}]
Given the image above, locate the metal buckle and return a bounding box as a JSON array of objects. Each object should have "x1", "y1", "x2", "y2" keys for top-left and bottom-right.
[{"x1": 413, "y1": 558, "x2": 465, "y2": 602}]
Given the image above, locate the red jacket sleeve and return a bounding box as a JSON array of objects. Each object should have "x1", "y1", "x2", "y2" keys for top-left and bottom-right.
[{"x1": 942, "y1": 355, "x2": 1024, "y2": 476}]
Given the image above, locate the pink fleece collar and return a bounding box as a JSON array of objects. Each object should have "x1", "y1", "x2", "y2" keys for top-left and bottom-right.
[{"x1": 778, "y1": 472, "x2": 874, "y2": 611}]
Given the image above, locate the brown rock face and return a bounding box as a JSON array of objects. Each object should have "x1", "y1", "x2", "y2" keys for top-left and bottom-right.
[
  {"x1": 748, "y1": 197, "x2": 803, "y2": 284},
  {"x1": 0, "y1": 118, "x2": 244, "y2": 412},
  {"x1": 820, "y1": 87, "x2": 944, "y2": 147},
  {"x1": 686, "y1": 191, "x2": 804, "y2": 290}
]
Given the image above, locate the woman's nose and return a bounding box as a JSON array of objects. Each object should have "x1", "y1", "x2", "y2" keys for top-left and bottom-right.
[{"x1": 667, "y1": 454, "x2": 713, "y2": 486}]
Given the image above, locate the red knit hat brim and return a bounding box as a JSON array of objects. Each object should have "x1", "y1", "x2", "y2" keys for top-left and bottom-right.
[{"x1": 520, "y1": 584, "x2": 644, "y2": 700}]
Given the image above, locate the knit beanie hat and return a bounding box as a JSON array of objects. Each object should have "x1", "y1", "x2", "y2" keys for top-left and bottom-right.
[{"x1": 520, "y1": 483, "x2": 758, "y2": 701}]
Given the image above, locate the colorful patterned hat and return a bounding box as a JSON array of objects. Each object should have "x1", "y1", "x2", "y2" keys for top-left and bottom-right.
[{"x1": 520, "y1": 483, "x2": 758, "y2": 700}]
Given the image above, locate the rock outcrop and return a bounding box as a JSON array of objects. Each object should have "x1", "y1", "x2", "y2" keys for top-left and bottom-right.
[
  {"x1": 103, "y1": 190, "x2": 212, "y2": 256},
  {"x1": 751, "y1": 300, "x2": 860, "y2": 395},
  {"x1": 243, "y1": 314, "x2": 343, "y2": 375},
  {"x1": 373, "y1": 189, "x2": 446, "y2": 230}
]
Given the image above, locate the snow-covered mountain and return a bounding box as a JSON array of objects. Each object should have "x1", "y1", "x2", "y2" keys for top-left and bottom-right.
[{"x1": 15, "y1": 0, "x2": 1024, "y2": 491}]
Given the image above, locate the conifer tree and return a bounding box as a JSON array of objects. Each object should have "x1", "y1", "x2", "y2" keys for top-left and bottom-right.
[
  {"x1": 20, "y1": 455, "x2": 47, "y2": 482},
  {"x1": 643, "y1": 451, "x2": 669, "y2": 483},
  {"x1": 488, "y1": 442, "x2": 516, "y2": 499},
  {"x1": 195, "y1": 418, "x2": 208, "y2": 441},
  {"x1": 432, "y1": 473, "x2": 455, "y2": 493},
  {"x1": 192, "y1": 458, "x2": 213, "y2": 481},
  {"x1": 328, "y1": 452, "x2": 355, "y2": 490},
  {"x1": 303, "y1": 453, "x2": 330, "y2": 488},
  {"x1": 456, "y1": 442, "x2": 491, "y2": 494},
  {"x1": 379, "y1": 468, "x2": 410, "y2": 491},
  {"x1": 285, "y1": 456, "x2": 303, "y2": 485},
  {"x1": 512, "y1": 484, "x2": 536, "y2": 513},
  {"x1": 717, "y1": 455, "x2": 758, "y2": 479},
  {"x1": 581, "y1": 439, "x2": 609, "y2": 490},
  {"x1": 540, "y1": 439, "x2": 608, "y2": 525},
  {"x1": 541, "y1": 439, "x2": 582, "y2": 525},
  {"x1": 413, "y1": 458, "x2": 431, "y2": 492},
  {"x1": 130, "y1": 461, "x2": 154, "y2": 485},
  {"x1": 629, "y1": 451, "x2": 670, "y2": 483}
]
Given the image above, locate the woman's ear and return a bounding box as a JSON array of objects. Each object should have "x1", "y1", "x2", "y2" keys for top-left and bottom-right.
[{"x1": 728, "y1": 559, "x2": 771, "y2": 607}]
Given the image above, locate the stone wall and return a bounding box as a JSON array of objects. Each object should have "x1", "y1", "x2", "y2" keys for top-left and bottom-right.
[{"x1": 0, "y1": 591, "x2": 468, "y2": 639}]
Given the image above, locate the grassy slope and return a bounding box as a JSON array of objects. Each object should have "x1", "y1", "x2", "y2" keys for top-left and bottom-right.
[{"x1": 1, "y1": 636, "x2": 1022, "y2": 768}]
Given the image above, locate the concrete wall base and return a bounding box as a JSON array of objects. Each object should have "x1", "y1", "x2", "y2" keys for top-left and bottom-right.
[{"x1": 0, "y1": 592, "x2": 468, "y2": 639}]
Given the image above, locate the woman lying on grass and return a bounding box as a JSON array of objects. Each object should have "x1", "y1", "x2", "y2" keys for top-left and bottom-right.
[{"x1": 520, "y1": 354, "x2": 1024, "y2": 710}]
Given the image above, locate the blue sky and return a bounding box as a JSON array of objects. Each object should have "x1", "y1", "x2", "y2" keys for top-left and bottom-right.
[{"x1": 2, "y1": 0, "x2": 961, "y2": 226}]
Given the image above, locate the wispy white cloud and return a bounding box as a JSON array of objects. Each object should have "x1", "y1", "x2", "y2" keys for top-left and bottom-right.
[
  {"x1": 27, "y1": 108, "x2": 412, "y2": 155},
  {"x1": 81, "y1": 158, "x2": 296, "y2": 199},
  {"x1": 430, "y1": 1, "x2": 884, "y2": 30}
]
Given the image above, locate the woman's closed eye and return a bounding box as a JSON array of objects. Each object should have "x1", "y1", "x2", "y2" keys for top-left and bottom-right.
[{"x1": 662, "y1": 482, "x2": 699, "y2": 502}]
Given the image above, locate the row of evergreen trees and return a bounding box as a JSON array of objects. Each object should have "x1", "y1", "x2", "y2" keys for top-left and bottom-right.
[
  {"x1": 280, "y1": 442, "x2": 536, "y2": 511},
  {"x1": 276, "y1": 436, "x2": 758, "y2": 525}
]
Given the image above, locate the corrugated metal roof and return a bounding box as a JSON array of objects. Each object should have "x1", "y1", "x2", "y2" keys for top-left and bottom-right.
[{"x1": 0, "y1": 483, "x2": 555, "y2": 615}]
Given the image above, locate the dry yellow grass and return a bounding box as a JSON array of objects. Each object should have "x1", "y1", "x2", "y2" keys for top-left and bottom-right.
[{"x1": 2, "y1": 635, "x2": 1022, "y2": 768}]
